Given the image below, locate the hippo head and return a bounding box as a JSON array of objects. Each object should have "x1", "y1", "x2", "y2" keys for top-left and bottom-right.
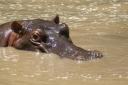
[{"x1": 11, "y1": 15, "x2": 103, "y2": 60}]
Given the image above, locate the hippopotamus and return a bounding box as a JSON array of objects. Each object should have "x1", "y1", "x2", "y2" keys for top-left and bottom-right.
[{"x1": 0, "y1": 15, "x2": 103, "y2": 60}]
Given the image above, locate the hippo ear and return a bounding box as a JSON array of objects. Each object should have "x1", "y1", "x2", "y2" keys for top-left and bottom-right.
[
  {"x1": 11, "y1": 21, "x2": 23, "y2": 34},
  {"x1": 53, "y1": 15, "x2": 60, "y2": 24}
]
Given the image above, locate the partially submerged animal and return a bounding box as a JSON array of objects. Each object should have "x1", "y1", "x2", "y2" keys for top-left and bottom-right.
[{"x1": 0, "y1": 15, "x2": 103, "y2": 60}]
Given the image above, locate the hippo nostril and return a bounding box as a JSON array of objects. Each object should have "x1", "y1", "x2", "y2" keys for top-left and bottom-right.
[{"x1": 88, "y1": 50, "x2": 103, "y2": 59}]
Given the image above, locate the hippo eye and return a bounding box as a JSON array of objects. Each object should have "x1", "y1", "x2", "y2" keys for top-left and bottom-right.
[
  {"x1": 31, "y1": 32, "x2": 40, "y2": 42},
  {"x1": 59, "y1": 30, "x2": 69, "y2": 38},
  {"x1": 31, "y1": 29, "x2": 48, "y2": 43},
  {"x1": 59, "y1": 23, "x2": 69, "y2": 38}
]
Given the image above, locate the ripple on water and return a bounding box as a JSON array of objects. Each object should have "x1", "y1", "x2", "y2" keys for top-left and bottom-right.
[
  {"x1": 80, "y1": 74, "x2": 102, "y2": 81},
  {"x1": 0, "y1": 48, "x2": 19, "y2": 62}
]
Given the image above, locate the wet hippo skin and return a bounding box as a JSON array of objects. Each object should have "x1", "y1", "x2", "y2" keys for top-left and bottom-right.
[{"x1": 0, "y1": 15, "x2": 103, "y2": 60}]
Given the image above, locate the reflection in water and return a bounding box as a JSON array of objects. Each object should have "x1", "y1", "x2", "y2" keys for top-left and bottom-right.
[{"x1": 0, "y1": 0, "x2": 128, "y2": 85}]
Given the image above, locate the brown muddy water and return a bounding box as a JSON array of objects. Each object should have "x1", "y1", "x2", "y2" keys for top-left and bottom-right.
[{"x1": 0, "y1": 0, "x2": 128, "y2": 85}]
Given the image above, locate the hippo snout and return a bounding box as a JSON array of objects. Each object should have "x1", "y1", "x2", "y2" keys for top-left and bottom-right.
[{"x1": 42, "y1": 34, "x2": 103, "y2": 60}]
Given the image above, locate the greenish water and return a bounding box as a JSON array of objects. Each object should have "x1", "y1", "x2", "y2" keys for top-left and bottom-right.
[{"x1": 0, "y1": 0, "x2": 128, "y2": 85}]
